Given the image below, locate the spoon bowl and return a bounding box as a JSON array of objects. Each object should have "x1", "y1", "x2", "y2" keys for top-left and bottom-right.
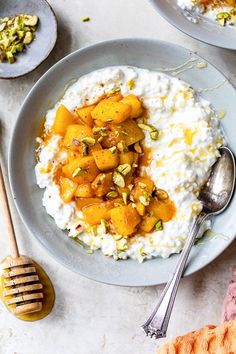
[{"x1": 199, "y1": 147, "x2": 235, "y2": 214}]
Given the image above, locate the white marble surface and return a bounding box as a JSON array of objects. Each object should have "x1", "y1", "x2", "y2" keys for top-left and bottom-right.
[{"x1": 0, "y1": 1, "x2": 236, "y2": 353}]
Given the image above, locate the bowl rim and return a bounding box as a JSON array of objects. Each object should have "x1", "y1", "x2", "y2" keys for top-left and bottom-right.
[
  {"x1": 0, "y1": 0, "x2": 58, "y2": 79},
  {"x1": 8, "y1": 37, "x2": 236, "y2": 286},
  {"x1": 148, "y1": 0, "x2": 236, "y2": 51}
]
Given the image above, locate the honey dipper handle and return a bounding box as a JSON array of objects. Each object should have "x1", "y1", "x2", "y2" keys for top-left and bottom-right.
[{"x1": 0, "y1": 163, "x2": 19, "y2": 258}]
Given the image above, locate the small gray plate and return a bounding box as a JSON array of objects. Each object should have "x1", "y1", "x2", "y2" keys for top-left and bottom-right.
[
  {"x1": 0, "y1": 0, "x2": 57, "y2": 79},
  {"x1": 8, "y1": 39, "x2": 236, "y2": 286},
  {"x1": 149, "y1": 0, "x2": 236, "y2": 50}
]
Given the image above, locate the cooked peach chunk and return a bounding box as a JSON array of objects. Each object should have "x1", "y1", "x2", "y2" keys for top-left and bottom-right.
[
  {"x1": 135, "y1": 201, "x2": 146, "y2": 216},
  {"x1": 139, "y1": 215, "x2": 158, "y2": 233},
  {"x1": 75, "y1": 105, "x2": 95, "y2": 127},
  {"x1": 91, "y1": 99, "x2": 131, "y2": 123},
  {"x1": 74, "y1": 183, "x2": 95, "y2": 198},
  {"x1": 92, "y1": 149, "x2": 119, "y2": 171},
  {"x1": 117, "y1": 119, "x2": 144, "y2": 146},
  {"x1": 62, "y1": 156, "x2": 99, "y2": 184},
  {"x1": 132, "y1": 177, "x2": 155, "y2": 201},
  {"x1": 52, "y1": 104, "x2": 75, "y2": 135},
  {"x1": 83, "y1": 201, "x2": 114, "y2": 225},
  {"x1": 147, "y1": 199, "x2": 176, "y2": 222},
  {"x1": 119, "y1": 151, "x2": 137, "y2": 165},
  {"x1": 59, "y1": 177, "x2": 78, "y2": 203},
  {"x1": 91, "y1": 172, "x2": 113, "y2": 197},
  {"x1": 63, "y1": 124, "x2": 94, "y2": 149},
  {"x1": 121, "y1": 94, "x2": 143, "y2": 118},
  {"x1": 109, "y1": 205, "x2": 141, "y2": 236},
  {"x1": 75, "y1": 197, "x2": 103, "y2": 210}
]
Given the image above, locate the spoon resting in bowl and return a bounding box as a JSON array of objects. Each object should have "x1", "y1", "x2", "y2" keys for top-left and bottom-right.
[{"x1": 142, "y1": 146, "x2": 235, "y2": 339}]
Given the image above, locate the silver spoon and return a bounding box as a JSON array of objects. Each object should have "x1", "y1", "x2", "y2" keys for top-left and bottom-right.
[{"x1": 142, "y1": 146, "x2": 235, "y2": 339}]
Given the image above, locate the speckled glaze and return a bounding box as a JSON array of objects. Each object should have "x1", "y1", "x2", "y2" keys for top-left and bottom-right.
[
  {"x1": 0, "y1": 0, "x2": 57, "y2": 79},
  {"x1": 8, "y1": 39, "x2": 236, "y2": 286},
  {"x1": 149, "y1": 0, "x2": 236, "y2": 50}
]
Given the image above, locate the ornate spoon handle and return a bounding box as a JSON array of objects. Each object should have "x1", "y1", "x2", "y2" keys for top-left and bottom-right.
[{"x1": 141, "y1": 212, "x2": 208, "y2": 339}]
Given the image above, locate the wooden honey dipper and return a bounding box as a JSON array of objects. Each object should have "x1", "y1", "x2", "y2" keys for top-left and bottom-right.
[{"x1": 0, "y1": 163, "x2": 55, "y2": 320}]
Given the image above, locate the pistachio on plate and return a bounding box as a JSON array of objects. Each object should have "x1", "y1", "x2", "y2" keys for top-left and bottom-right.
[{"x1": 0, "y1": 14, "x2": 39, "y2": 63}]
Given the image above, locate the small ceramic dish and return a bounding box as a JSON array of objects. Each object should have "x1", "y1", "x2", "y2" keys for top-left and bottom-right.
[
  {"x1": 149, "y1": 0, "x2": 236, "y2": 50},
  {"x1": 8, "y1": 39, "x2": 236, "y2": 286},
  {"x1": 0, "y1": 0, "x2": 57, "y2": 79}
]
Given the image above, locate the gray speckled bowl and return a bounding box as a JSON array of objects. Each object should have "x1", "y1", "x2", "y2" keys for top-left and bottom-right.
[
  {"x1": 9, "y1": 39, "x2": 236, "y2": 286},
  {"x1": 149, "y1": 0, "x2": 236, "y2": 50},
  {"x1": 0, "y1": 0, "x2": 57, "y2": 79}
]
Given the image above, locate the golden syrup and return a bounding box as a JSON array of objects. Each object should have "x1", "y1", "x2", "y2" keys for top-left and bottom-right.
[{"x1": 0, "y1": 257, "x2": 55, "y2": 321}]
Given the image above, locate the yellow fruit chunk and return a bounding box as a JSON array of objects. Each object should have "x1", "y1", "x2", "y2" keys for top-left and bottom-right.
[
  {"x1": 83, "y1": 201, "x2": 114, "y2": 225},
  {"x1": 75, "y1": 197, "x2": 103, "y2": 210},
  {"x1": 132, "y1": 177, "x2": 155, "y2": 201},
  {"x1": 119, "y1": 151, "x2": 137, "y2": 165},
  {"x1": 63, "y1": 124, "x2": 94, "y2": 149},
  {"x1": 91, "y1": 172, "x2": 113, "y2": 197},
  {"x1": 75, "y1": 105, "x2": 95, "y2": 127},
  {"x1": 74, "y1": 183, "x2": 94, "y2": 198},
  {"x1": 52, "y1": 104, "x2": 75, "y2": 135},
  {"x1": 109, "y1": 204, "x2": 141, "y2": 236},
  {"x1": 92, "y1": 149, "x2": 119, "y2": 171},
  {"x1": 121, "y1": 94, "x2": 143, "y2": 118},
  {"x1": 147, "y1": 199, "x2": 176, "y2": 222},
  {"x1": 135, "y1": 201, "x2": 146, "y2": 216},
  {"x1": 139, "y1": 215, "x2": 158, "y2": 233},
  {"x1": 62, "y1": 156, "x2": 99, "y2": 184},
  {"x1": 91, "y1": 99, "x2": 131, "y2": 123},
  {"x1": 59, "y1": 177, "x2": 78, "y2": 203},
  {"x1": 117, "y1": 119, "x2": 144, "y2": 146}
]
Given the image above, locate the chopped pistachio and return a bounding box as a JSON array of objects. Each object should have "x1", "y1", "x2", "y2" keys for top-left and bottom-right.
[
  {"x1": 109, "y1": 146, "x2": 117, "y2": 154},
  {"x1": 106, "y1": 118, "x2": 113, "y2": 122},
  {"x1": 6, "y1": 51, "x2": 14, "y2": 63},
  {"x1": 128, "y1": 184, "x2": 134, "y2": 191},
  {"x1": 23, "y1": 31, "x2": 33, "y2": 44},
  {"x1": 0, "y1": 23, "x2": 6, "y2": 32},
  {"x1": 155, "y1": 219, "x2": 163, "y2": 231},
  {"x1": 138, "y1": 123, "x2": 155, "y2": 132},
  {"x1": 81, "y1": 137, "x2": 96, "y2": 145},
  {"x1": 98, "y1": 136, "x2": 103, "y2": 142},
  {"x1": 81, "y1": 143, "x2": 88, "y2": 156},
  {"x1": 99, "y1": 219, "x2": 107, "y2": 234},
  {"x1": 82, "y1": 16, "x2": 90, "y2": 22},
  {"x1": 24, "y1": 15, "x2": 38, "y2": 26},
  {"x1": 121, "y1": 129, "x2": 129, "y2": 136},
  {"x1": 117, "y1": 163, "x2": 132, "y2": 176},
  {"x1": 138, "y1": 182, "x2": 147, "y2": 189},
  {"x1": 93, "y1": 126, "x2": 106, "y2": 134},
  {"x1": 122, "y1": 192, "x2": 129, "y2": 205},
  {"x1": 72, "y1": 138, "x2": 80, "y2": 146},
  {"x1": 216, "y1": 12, "x2": 230, "y2": 26},
  {"x1": 150, "y1": 130, "x2": 159, "y2": 140},
  {"x1": 114, "y1": 234, "x2": 123, "y2": 241},
  {"x1": 117, "y1": 238, "x2": 128, "y2": 251},
  {"x1": 108, "y1": 87, "x2": 121, "y2": 95},
  {"x1": 129, "y1": 194, "x2": 134, "y2": 202},
  {"x1": 139, "y1": 195, "x2": 150, "y2": 206},
  {"x1": 117, "y1": 141, "x2": 128, "y2": 152},
  {"x1": 134, "y1": 142, "x2": 142, "y2": 154},
  {"x1": 156, "y1": 189, "x2": 169, "y2": 200},
  {"x1": 113, "y1": 171, "x2": 125, "y2": 188},
  {"x1": 106, "y1": 191, "x2": 118, "y2": 198},
  {"x1": 72, "y1": 166, "x2": 86, "y2": 177}
]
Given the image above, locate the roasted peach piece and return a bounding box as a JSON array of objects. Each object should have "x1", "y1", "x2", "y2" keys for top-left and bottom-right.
[
  {"x1": 109, "y1": 205, "x2": 141, "y2": 236},
  {"x1": 147, "y1": 199, "x2": 176, "y2": 222},
  {"x1": 75, "y1": 105, "x2": 95, "y2": 127},
  {"x1": 116, "y1": 119, "x2": 144, "y2": 146},
  {"x1": 107, "y1": 93, "x2": 123, "y2": 102},
  {"x1": 62, "y1": 156, "x2": 99, "y2": 184},
  {"x1": 83, "y1": 201, "x2": 113, "y2": 225},
  {"x1": 74, "y1": 183, "x2": 95, "y2": 198},
  {"x1": 91, "y1": 99, "x2": 131, "y2": 123},
  {"x1": 59, "y1": 177, "x2": 78, "y2": 203},
  {"x1": 139, "y1": 215, "x2": 158, "y2": 233},
  {"x1": 92, "y1": 149, "x2": 119, "y2": 171},
  {"x1": 75, "y1": 197, "x2": 103, "y2": 210},
  {"x1": 52, "y1": 104, "x2": 75, "y2": 135},
  {"x1": 63, "y1": 124, "x2": 94, "y2": 149},
  {"x1": 119, "y1": 151, "x2": 137, "y2": 165},
  {"x1": 121, "y1": 94, "x2": 143, "y2": 118},
  {"x1": 91, "y1": 172, "x2": 113, "y2": 197}
]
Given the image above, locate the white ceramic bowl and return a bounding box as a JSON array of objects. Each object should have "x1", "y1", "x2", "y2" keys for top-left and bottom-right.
[
  {"x1": 9, "y1": 38, "x2": 236, "y2": 286},
  {"x1": 149, "y1": 0, "x2": 236, "y2": 50}
]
